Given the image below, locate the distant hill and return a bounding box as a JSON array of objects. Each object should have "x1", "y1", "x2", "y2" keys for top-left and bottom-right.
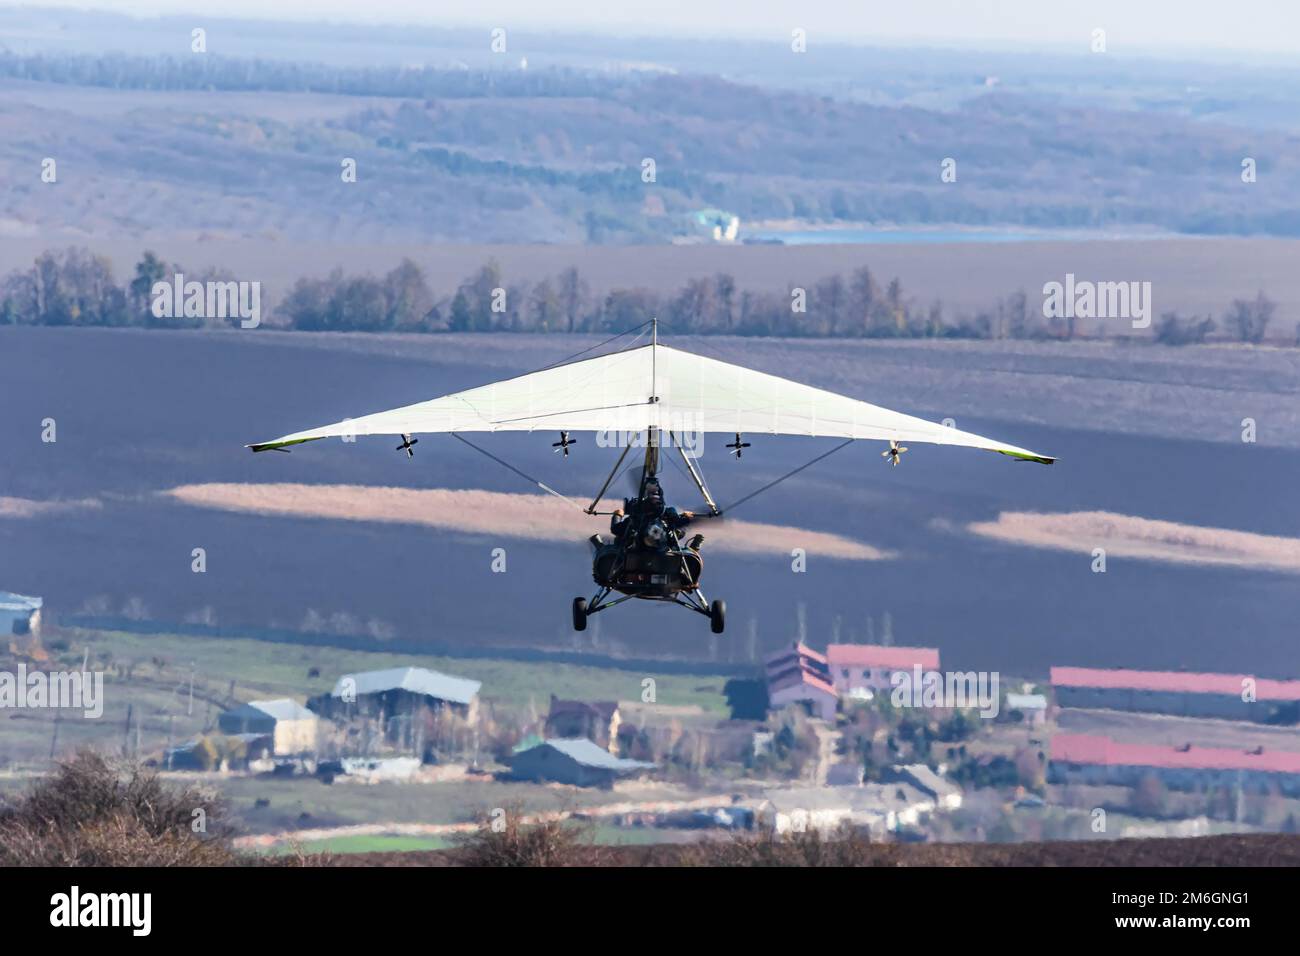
[{"x1": 2, "y1": 46, "x2": 1300, "y2": 245}]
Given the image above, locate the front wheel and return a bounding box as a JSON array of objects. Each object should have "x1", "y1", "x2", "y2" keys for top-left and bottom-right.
[
  {"x1": 710, "y1": 599, "x2": 726, "y2": 634},
  {"x1": 572, "y1": 597, "x2": 588, "y2": 632}
]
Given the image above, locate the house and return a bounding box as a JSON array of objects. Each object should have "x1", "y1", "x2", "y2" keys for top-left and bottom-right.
[
  {"x1": 1050, "y1": 666, "x2": 1300, "y2": 723},
  {"x1": 508, "y1": 738, "x2": 655, "y2": 788},
  {"x1": 1005, "y1": 693, "x2": 1049, "y2": 726},
  {"x1": 825, "y1": 644, "x2": 941, "y2": 698},
  {"x1": 758, "y1": 783, "x2": 933, "y2": 836},
  {"x1": 765, "y1": 642, "x2": 838, "y2": 719},
  {"x1": 826, "y1": 762, "x2": 866, "y2": 786},
  {"x1": 1049, "y1": 733, "x2": 1300, "y2": 796},
  {"x1": 311, "y1": 666, "x2": 481, "y2": 723},
  {"x1": 862, "y1": 783, "x2": 935, "y2": 830},
  {"x1": 545, "y1": 696, "x2": 621, "y2": 752},
  {"x1": 218, "y1": 699, "x2": 319, "y2": 755},
  {"x1": 0, "y1": 592, "x2": 42, "y2": 639},
  {"x1": 882, "y1": 764, "x2": 964, "y2": 810},
  {"x1": 759, "y1": 787, "x2": 857, "y2": 835},
  {"x1": 690, "y1": 207, "x2": 740, "y2": 242}
]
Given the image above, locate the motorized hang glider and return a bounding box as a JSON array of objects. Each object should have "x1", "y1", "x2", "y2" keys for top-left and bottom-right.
[
  {"x1": 249, "y1": 332, "x2": 1052, "y2": 463},
  {"x1": 249, "y1": 321, "x2": 1052, "y2": 631}
]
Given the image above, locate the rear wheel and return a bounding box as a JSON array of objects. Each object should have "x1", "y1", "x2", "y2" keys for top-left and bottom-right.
[
  {"x1": 710, "y1": 599, "x2": 726, "y2": 634},
  {"x1": 572, "y1": 597, "x2": 588, "y2": 632}
]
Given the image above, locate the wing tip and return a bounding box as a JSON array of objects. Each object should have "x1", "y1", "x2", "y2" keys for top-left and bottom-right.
[
  {"x1": 247, "y1": 437, "x2": 318, "y2": 453},
  {"x1": 995, "y1": 448, "x2": 1056, "y2": 465}
]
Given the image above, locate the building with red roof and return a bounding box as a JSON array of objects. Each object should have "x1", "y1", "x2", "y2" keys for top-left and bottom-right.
[
  {"x1": 765, "y1": 642, "x2": 838, "y2": 720},
  {"x1": 825, "y1": 644, "x2": 942, "y2": 698},
  {"x1": 1050, "y1": 666, "x2": 1300, "y2": 723},
  {"x1": 1049, "y1": 733, "x2": 1300, "y2": 795}
]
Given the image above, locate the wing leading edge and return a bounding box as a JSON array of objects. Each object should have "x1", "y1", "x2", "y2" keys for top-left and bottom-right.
[{"x1": 248, "y1": 343, "x2": 1053, "y2": 464}]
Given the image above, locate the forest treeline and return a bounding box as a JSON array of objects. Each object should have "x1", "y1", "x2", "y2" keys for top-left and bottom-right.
[
  {"x1": 0, "y1": 246, "x2": 1284, "y2": 346},
  {"x1": 0, "y1": 50, "x2": 629, "y2": 100}
]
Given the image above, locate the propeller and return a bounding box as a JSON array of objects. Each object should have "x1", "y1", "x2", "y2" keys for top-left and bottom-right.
[
  {"x1": 551, "y1": 431, "x2": 577, "y2": 458},
  {"x1": 396, "y1": 434, "x2": 418, "y2": 459},
  {"x1": 726, "y1": 433, "x2": 751, "y2": 458},
  {"x1": 882, "y1": 439, "x2": 908, "y2": 467}
]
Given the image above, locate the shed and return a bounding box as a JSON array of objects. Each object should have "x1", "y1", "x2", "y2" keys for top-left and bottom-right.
[
  {"x1": 219, "y1": 699, "x2": 319, "y2": 755},
  {"x1": 318, "y1": 666, "x2": 480, "y2": 720},
  {"x1": 0, "y1": 592, "x2": 42, "y2": 638},
  {"x1": 509, "y1": 738, "x2": 655, "y2": 788}
]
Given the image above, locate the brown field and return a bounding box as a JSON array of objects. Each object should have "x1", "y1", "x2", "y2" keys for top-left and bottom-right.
[
  {"x1": 165, "y1": 482, "x2": 888, "y2": 561},
  {"x1": 968, "y1": 510, "x2": 1300, "y2": 574}
]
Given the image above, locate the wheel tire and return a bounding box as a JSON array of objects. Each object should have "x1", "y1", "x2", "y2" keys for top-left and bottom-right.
[
  {"x1": 572, "y1": 597, "x2": 588, "y2": 632},
  {"x1": 710, "y1": 598, "x2": 726, "y2": 634}
]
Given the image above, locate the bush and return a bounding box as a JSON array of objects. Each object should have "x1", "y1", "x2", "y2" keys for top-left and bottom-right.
[
  {"x1": 0, "y1": 749, "x2": 237, "y2": 866},
  {"x1": 679, "y1": 823, "x2": 876, "y2": 867},
  {"x1": 452, "y1": 807, "x2": 607, "y2": 867}
]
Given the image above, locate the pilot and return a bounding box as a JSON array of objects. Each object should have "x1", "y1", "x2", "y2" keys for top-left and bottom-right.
[{"x1": 609, "y1": 479, "x2": 702, "y2": 551}]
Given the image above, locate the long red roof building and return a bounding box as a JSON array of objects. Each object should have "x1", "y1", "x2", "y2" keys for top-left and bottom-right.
[
  {"x1": 1052, "y1": 733, "x2": 1300, "y2": 775},
  {"x1": 1050, "y1": 666, "x2": 1300, "y2": 701}
]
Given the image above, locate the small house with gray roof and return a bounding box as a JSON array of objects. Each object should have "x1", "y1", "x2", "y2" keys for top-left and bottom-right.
[
  {"x1": 0, "y1": 591, "x2": 42, "y2": 638},
  {"x1": 218, "y1": 699, "x2": 320, "y2": 755},
  {"x1": 509, "y1": 738, "x2": 655, "y2": 788}
]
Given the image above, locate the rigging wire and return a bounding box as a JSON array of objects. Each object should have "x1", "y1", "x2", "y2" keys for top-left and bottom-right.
[
  {"x1": 448, "y1": 320, "x2": 858, "y2": 521},
  {"x1": 450, "y1": 433, "x2": 588, "y2": 512},
  {"x1": 714, "y1": 438, "x2": 856, "y2": 516},
  {"x1": 446, "y1": 318, "x2": 659, "y2": 510},
  {"x1": 533, "y1": 319, "x2": 654, "y2": 373}
]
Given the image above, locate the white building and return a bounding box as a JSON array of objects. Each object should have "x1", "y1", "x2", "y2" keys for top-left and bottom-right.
[
  {"x1": 759, "y1": 783, "x2": 934, "y2": 837},
  {"x1": 825, "y1": 644, "x2": 941, "y2": 697},
  {"x1": 218, "y1": 699, "x2": 319, "y2": 755},
  {"x1": 1005, "y1": 693, "x2": 1049, "y2": 726},
  {"x1": 883, "y1": 764, "x2": 964, "y2": 810}
]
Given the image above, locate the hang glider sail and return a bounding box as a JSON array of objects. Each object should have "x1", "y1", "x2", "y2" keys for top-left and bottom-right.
[{"x1": 247, "y1": 342, "x2": 1053, "y2": 464}]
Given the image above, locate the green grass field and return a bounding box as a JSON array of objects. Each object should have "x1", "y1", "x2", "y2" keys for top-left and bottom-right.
[
  {"x1": 61, "y1": 627, "x2": 730, "y2": 712},
  {"x1": 2, "y1": 626, "x2": 731, "y2": 768},
  {"x1": 259, "y1": 834, "x2": 453, "y2": 855},
  {"x1": 253, "y1": 823, "x2": 672, "y2": 855}
]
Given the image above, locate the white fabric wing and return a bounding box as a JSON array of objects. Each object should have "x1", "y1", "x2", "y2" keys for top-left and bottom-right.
[{"x1": 249, "y1": 343, "x2": 1053, "y2": 463}]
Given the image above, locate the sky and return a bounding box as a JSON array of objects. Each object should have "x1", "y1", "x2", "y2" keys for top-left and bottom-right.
[{"x1": 10, "y1": 0, "x2": 1300, "y2": 55}]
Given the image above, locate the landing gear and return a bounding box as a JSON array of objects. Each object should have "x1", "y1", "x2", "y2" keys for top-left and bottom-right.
[
  {"x1": 710, "y1": 599, "x2": 726, "y2": 634},
  {"x1": 572, "y1": 597, "x2": 588, "y2": 632}
]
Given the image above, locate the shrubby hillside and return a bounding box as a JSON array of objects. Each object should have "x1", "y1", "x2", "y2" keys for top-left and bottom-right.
[{"x1": 2, "y1": 49, "x2": 1299, "y2": 244}]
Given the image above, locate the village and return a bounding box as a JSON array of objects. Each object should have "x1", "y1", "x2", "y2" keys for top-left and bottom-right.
[{"x1": 3, "y1": 589, "x2": 1300, "y2": 852}]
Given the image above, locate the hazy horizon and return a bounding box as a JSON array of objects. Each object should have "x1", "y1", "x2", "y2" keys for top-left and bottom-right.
[{"x1": 7, "y1": 0, "x2": 1300, "y2": 58}]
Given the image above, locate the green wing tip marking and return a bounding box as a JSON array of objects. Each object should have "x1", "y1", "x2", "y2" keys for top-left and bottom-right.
[
  {"x1": 248, "y1": 437, "x2": 319, "y2": 453},
  {"x1": 995, "y1": 449, "x2": 1056, "y2": 465}
]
